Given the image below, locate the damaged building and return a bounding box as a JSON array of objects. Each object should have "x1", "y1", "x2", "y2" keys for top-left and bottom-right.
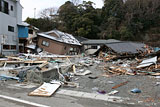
[
  {"x1": 0, "y1": 0, "x2": 23, "y2": 55},
  {"x1": 18, "y1": 23, "x2": 39, "y2": 53},
  {"x1": 97, "y1": 41, "x2": 147, "y2": 55},
  {"x1": 37, "y1": 30, "x2": 81, "y2": 55}
]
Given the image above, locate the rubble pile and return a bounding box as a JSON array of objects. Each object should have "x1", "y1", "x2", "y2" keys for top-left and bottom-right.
[
  {"x1": 0, "y1": 47, "x2": 160, "y2": 105},
  {"x1": 0, "y1": 49, "x2": 160, "y2": 83}
]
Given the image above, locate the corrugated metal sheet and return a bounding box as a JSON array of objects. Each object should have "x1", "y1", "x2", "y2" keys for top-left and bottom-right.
[
  {"x1": 18, "y1": 26, "x2": 28, "y2": 38},
  {"x1": 137, "y1": 56, "x2": 157, "y2": 68}
]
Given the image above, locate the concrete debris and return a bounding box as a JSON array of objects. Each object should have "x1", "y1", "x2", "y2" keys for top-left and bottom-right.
[
  {"x1": 0, "y1": 44, "x2": 160, "y2": 106},
  {"x1": 108, "y1": 90, "x2": 119, "y2": 95}
]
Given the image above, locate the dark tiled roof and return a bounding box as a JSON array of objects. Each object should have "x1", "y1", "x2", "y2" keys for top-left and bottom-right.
[
  {"x1": 105, "y1": 42, "x2": 146, "y2": 54},
  {"x1": 82, "y1": 39, "x2": 121, "y2": 45}
]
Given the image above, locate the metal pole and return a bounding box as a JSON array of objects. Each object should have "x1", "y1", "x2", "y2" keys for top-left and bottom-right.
[{"x1": 34, "y1": 8, "x2": 36, "y2": 18}]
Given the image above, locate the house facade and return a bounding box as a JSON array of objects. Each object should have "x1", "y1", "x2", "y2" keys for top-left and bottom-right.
[
  {"x1": 0, "y1": 0, "x2": 22, "y2": 55},
  {"x1": 37, "y1": 30, "x2": 81, "y2": 55}
]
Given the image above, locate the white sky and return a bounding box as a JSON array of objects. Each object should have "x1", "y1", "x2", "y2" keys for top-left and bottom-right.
[{"x1": 20, "y1": 0, "x2": 104, "y2": 21}]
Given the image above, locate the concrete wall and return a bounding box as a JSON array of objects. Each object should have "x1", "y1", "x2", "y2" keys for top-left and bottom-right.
[
  {"x1": 38, "y1": 37, "x2": 74, "y2": 55},
  {"x1": 0, "y1": 12, "x2": 17, "y2": 51},
  {"x1": 16, "y1": 1, "x2": 22, "y2": 24}
]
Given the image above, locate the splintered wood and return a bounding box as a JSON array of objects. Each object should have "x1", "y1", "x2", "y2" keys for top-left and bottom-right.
[
  {"x1": 112, "y1": 81, "x2": 128, "y2": 89},
  {"x1": 104, "y1": 55, "x2": 117, "y2": 61}
]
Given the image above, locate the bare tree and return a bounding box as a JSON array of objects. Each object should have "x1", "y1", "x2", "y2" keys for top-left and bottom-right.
[
  {"x1": 39, "y1": 7, "x2": 56, "y2": 18},
  {"x1": 71, "y1": 0, "x2": 81, "y2": 6}
]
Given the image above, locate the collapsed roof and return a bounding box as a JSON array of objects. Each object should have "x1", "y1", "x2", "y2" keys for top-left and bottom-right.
[
  {"x1": 105, "y1": 42, "x2": 146, "y2": 54},
  {"x1": 82, "y1": 39, "x2": 121, "y2": 45},
  {"x1": 38, "y1": 30, "x2": 81, "y2": 46}
]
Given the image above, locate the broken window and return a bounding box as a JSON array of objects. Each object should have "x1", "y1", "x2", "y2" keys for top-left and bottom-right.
[
  {"x1": 42, "y1": 41, "x2": 49, "y2": 47},
  {"x1": 11, "y1": 5, "x2": 13, "y2": 11},
  {"x1": 3, "y1": 45, "x2": 10, "y2": 50},
  {"x1": 11, "y1": 45, "x2": 16, "y2": 50},
  {"x1": 3, "y1": 1, "x2": 9, "y2": 14},
  {"x1": 29, "y1": 29, "x2": 33, "y2": 34},
  {"x1": 8, "y1": 26, "x2": 14, "y2": 32},
  {"x1": 64, "y1": 46, "x2": 67, "y2": 50},
  {"x1": 91, "y1": 46, "x2": 98, "y2": 49}
]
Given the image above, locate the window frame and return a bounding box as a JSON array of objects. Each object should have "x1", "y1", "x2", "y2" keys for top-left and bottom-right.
[
  {"x1": 28, "y1": 29, "x2": 33, "y2": 34},
  {"x1": 3, "y1": 1, "x2": 9, "y2": 14},
  {"x1": 3, "y1": 45, "x2": 10, "y2": 50},
  {"x1": 11, "y1": 5, "x2": 13, "y2": 11},
  {"x1": 42, "y1": 40, "x2": 49, "y2": 47},
  {"x1": 8, "y1": 26, "x2": 14, "y2": 32},
  {"x1": 11, "y1": 45, "x2": 16, "y2": 50}
]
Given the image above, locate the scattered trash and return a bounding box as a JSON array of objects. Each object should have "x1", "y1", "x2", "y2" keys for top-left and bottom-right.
[
  {"x1": 0, "y1": 42, "x2": 159, "y2": 102},
  {"x1": 97, "y1": 90, "x2": 106, "y2": 94},
  {"x1": 63, "y1": 82, "x2": 79, "y2": 88},
  {"x1": 108, "y1": 90, "x2": 119, "y2": 95},
  {"x1": 131, "y1": 88, "x2": 142, "y2": 93},
  {"x1": 156, "y1": 82, "x2": 160, "y2": 86},
  {"x1": 92, "y1": 87, "x2": 99, "y2": 92},
  {"x1": 88, "y1": 76, "x2": 98, "y2": 79},
  {"x1": 107, "y1": 81, "x2": 114, "y2": 84},
  {"x1": 75, "y1": 70, "x2": 92, "y2": 76}
]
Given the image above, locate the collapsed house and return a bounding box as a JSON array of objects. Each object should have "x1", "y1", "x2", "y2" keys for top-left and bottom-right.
[
  {"x1": 18, "y1": 23, "x2": 39, "y2": 53},
  {"x1": 37, "y1": 30, "x2": 81, "y2": 55},
  {"x1": 100, "y1": 42, "x2": 146, "y2": 55},
  {"x1": 81, "y1": 39, "x2": 121, "y2": 55},
  {"x1": 94, "y1": 40, "x2": 150, "y2": 57}
]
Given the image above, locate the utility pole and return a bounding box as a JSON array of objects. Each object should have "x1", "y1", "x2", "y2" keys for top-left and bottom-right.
[{"x1": 34, "y1": 8, "x2": 36, "y2": 18}]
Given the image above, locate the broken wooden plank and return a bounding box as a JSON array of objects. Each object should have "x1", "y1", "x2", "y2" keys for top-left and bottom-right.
[
  {"x1": 2, "y1": 60, "x2": 47, "y2": 64},
  {"x1": 151, "y1": 73, "x2": 160, "y2": 76},
  {"x1": 38, "y1": 62, "x2": 49, "y2": 69},
  {"x1": 112, "y1": 81, "x2": 128, "y2": 89},
  {"x1": 7, "y1": 56, "x2": 24, "y2": 61},
  {"x1": 4, "y1": 61, "x2": 24, "y2": 64},
  {"x1": 29, "y1": 82, "x2": 61, "y2": 97},
  {"x1": 24, "y1": 60, "x2": 47, "y2": 64}
]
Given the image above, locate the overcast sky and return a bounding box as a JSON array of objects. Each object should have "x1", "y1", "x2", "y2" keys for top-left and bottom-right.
[{"x1": 20, "y1": 0, "x2": 104, "y2": 21}]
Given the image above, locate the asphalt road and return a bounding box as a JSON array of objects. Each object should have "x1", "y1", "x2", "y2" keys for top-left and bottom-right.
[{"x1": 0, "y1": 82, "x2": 146, "y2": 107}]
